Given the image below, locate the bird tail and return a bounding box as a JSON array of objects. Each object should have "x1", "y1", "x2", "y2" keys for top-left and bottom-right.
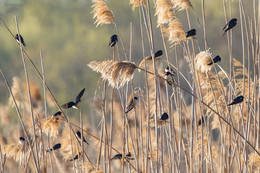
[{"x1": 222, "y1": 30, "x2": 227, "y2": 37}]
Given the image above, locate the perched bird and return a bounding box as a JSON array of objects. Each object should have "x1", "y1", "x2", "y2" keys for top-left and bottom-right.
[
  {"x1": 165, "y1": 66, "x2": 174, "y2": 73},
  {"x1": 197, "y1": 116, "x2": 207, "y2": 126},
  {"x1": 76, "y1": 131, "x2": 89, "y2": 144},
  {"x1": 208, "y1": 55, "x2": 221, "y2": 65},
  {"x1": 223, "y1": 18, "x2": 237, "y2": 36},
  {"x1": 15, "y1": 34, "x2": 26, "y2": 46},
  {"x1": 47, "y1": 143, "x2": 61, "y2": 152},
  {"x1": 108, "y1": 34, "x2": 118, "y2": 47},
  {"x1": 61, "y1": 88, "x2": 85, "y2": 109},
  {"x1": 111, "y1": 153, "x2": 122, "y2": 160},
  {"x1": 164, "y1": 71, "x2": 175, "y2": 85},
  {"x1": 19, "y1": 137, "x2": 26, "y2": 144},
  {"x1": 125, "y1": 152, "x2": 134, "y2": 160},
  {"x1": 138, "y1": 50, "x2": 163, "y2": 70},
  {"x1": 186, "y1": 29, "x2": 196, "y2": 38},
  {"x1": 125, "y1": 95, "x2": 139, "y2": 114},
  {"x1": 51, "y1": 111, "x2": 61, "y2": 118},
  {"x1": 159, "y1": 113, "x2": 169, "y2": 121},
  {"x1": 69, "y1": 154, "x2": 79, "y2": 161},
  {"x1": 228, "y1": 95, "x2": 244, "y2": 106}
]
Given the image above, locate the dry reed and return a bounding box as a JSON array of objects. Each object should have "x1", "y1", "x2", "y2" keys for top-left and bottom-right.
[
  {"x1": 88, "y1": 60, "x2": 137, "y2": 88},
  {"x1": 92, "y1": 0, "x2": 115, "y2": 27}
]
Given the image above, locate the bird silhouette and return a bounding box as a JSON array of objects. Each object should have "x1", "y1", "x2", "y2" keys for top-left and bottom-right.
[
  {"x1": 47, "y1": 143, "x2": 61, "y2": 152},
  {"x1": 19, "y1": 137, "x2": 26, "y2": 144},
  {"x1": 15, "y1": 34, "x2": 26, "y2": 46},
  {"x1": 108, "y1": 34, "x2": 118, "y2": 47},
  {"x1": 61, "y1": 88, "x2": 85, "y2": 109},
  {"x1": 111, "y1": 153, "x2": 122, "y2": 160},
  {"x1": 186, "y1": 29, "x2": 196, "y2": 38},
  {"x1": 223, "y1": 18, "x2": 237, "y2": 36},
  {"x1": 125, "y1": 96, "x2": 138, "y2": 114},
  {"x1": 165, "y1": 66, "x2": 174, "y2": 73},
  {"x1": 69, "y1": 154, "x2": 79, "y2": 161},
  {"x1": 159, "y1": 113, "x2": 169, "y2": 121},
  {"x1": 76, "y1": 131, "x2": 89, "y2": 144},
  {"x1": 208, "y1": 55, "x2": 221, "y2": 65},
  {"x1": 125, "y1": 152, "x2": 134, "y2": 160},
  {"x1": 228, "y1": 95, "x2": 244, "y2": 106},
  {"x1": 51, "y1": 111, "x2": 61, "y2": 118}
]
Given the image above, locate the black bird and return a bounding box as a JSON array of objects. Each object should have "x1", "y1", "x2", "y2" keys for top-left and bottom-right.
[
  {"x1": 61, "y1": 88, "x2": 85, "y2": 109},
  {"x1": 223, "y1": 18, "x2": 237, "y2": 36},
  {"x1": 197, "y1": 116, "x2": 207, "y2": 126},
  {"x1": 164, "y1": 71, "x2": 175, "y2": 85},
  {"x1": 125, "y1": 96, "x2": 139, "y2": 114},
  {"x1": 47, "y1": 143, "x2": 61, "y2": 152},
  {"x1": 228, "y1": 95, "x2": 244, "y2": 106},
  {"x1": 51, "y1": 111, "x2": 61, "y2": 118},
  {"x1": 108, "y1": 34, "x2": 118, "y2": 47},
  {"x1": 125, "y1": 152, "x2": 134, "y2": 160},
  {"x1": 160, "y1": 113, "x2": 169, "y2": 121},
  {"x1": 186, "y1": 29, "x2": 196, "y2": 38},
  {"x1": 165, "y1": 66, "x2": 174, "y2": 73},
  {"x1": 76, "y1": 131, "x2": 89, "y2": 144},
  {"x1": 69, "y1": 154, "x2": 79, "y2": 161},
  {"x1": 208, "y1": 55, "x2": 221, "y2": 65},
  {"x1": 111, "y1": 154, "x2": 122, "y2": 160},
  {"x1": 15, "y1": 34, "x2": 26, "y2": 46},
  {"x1": 19, "y1": 137, "x2": 26, "y2": 144}
]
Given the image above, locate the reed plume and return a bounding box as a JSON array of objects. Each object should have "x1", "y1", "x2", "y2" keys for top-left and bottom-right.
[
  {"x1": 155, "y1": 0, "x2": 175, "y2": 26},
  {"x1": 39, "y1": 116, "x2": 64, "y2": 137},
  {"x1": 2, "y1": 143, "x2": 29, "y2": 162},
  {"x1": 8, "y1": 76, "x2": 22, "y2": 107},
  {"x1": 130, "y1": 0, "x2": 146, "y2": 11},
  {"x1": 171, "y1": 0, "x2": 192, "y2": 11},
  {"x1": 88, "y1": 60, "x2": 137, "y2": 88},
  {"x1": 92, "y1": 0, "x2": 115, "y2": 27},
  {"x1": 195, "y1": 50, "x2": 213, "y2": 73},
  {"x1": 166, "y1": 17, "x2": 187, "y2": 44}
]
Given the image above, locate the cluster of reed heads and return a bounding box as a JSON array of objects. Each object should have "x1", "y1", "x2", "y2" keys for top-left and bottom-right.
[{"x1": 0, "y1": 0, "x2": 260, "y2": 172}]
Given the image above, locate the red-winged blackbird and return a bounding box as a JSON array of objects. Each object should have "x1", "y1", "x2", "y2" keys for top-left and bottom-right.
[
  {"x1": 228, "y1": 95, "x2": 244, "y2": 106},
  {"x1": 186, "y1": 29, "x2": 196, "y2": 38},
  {"x1": 62, "y1": 88, "x2": 85, "y2": 109},
  {"x1": 125, "y1": 96, "x2": 139, "y2": 114},
  {"x1": 208, "y1": 55, "x2": 221, "y2": 65},
  {"x1": 223, "y1": 18, "x2": 237, "y2": 36},
  {"x1": 76, "y1": 131, "x2": 89, "y2": 144},
  {"x1": 15, "y1": 34, "x2": 26, "y2": 46},
  {"x1": 108, "y1": 34, "x2": 118, "y2": 47}
]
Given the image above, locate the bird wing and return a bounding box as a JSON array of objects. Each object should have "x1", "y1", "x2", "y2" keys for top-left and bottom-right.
[
  {"x1": 61, "y1": 102, "x2": 75, "y2": 109},
  {"x1": 75, "y1": 88, "x2": 85, "y2": 102},
  {"x1": 125, "y1": 98, "x2": 134, "y2": 113},
  {"x1": 223, "y1": 21, "x2": 230, "y2": 30}
]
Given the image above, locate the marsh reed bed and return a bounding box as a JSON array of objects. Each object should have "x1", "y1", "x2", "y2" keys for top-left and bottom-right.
[{"x1": 0, "y1": 0, "x2": 260, "y2": 172}]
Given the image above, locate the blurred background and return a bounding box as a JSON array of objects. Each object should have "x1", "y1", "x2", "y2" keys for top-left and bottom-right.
[{"x1": 0, "y1": 0, "x2": 255, "y2": 114}]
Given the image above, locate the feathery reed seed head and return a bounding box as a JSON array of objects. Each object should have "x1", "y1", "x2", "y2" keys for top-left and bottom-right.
[
  {"x1": 88, "y1": 60, "x2": 137, "y2": 88},
  {"x1": 195, "y1": 50, "x2": 213, "y2": 73},
  {"x1": 155, "y1": 0, "x2": 175, "y2": 26},
  {"x1": 130, "y1": 0, "x2": 146, "y2": 11},
  {"x1": 171, "y1": 0, "x2": 192, "y2": 11},
  {"x1": 92, "y1": 0, "x2": 115, "y2": 27},
  {"x1": 166, "y1": 17, "x2": 186, "y2": 44}
]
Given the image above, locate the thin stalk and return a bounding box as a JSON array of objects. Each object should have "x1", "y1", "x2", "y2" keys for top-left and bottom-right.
[{"x1": 14, "y1": 16, "x2": 40, "y2": 172}]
